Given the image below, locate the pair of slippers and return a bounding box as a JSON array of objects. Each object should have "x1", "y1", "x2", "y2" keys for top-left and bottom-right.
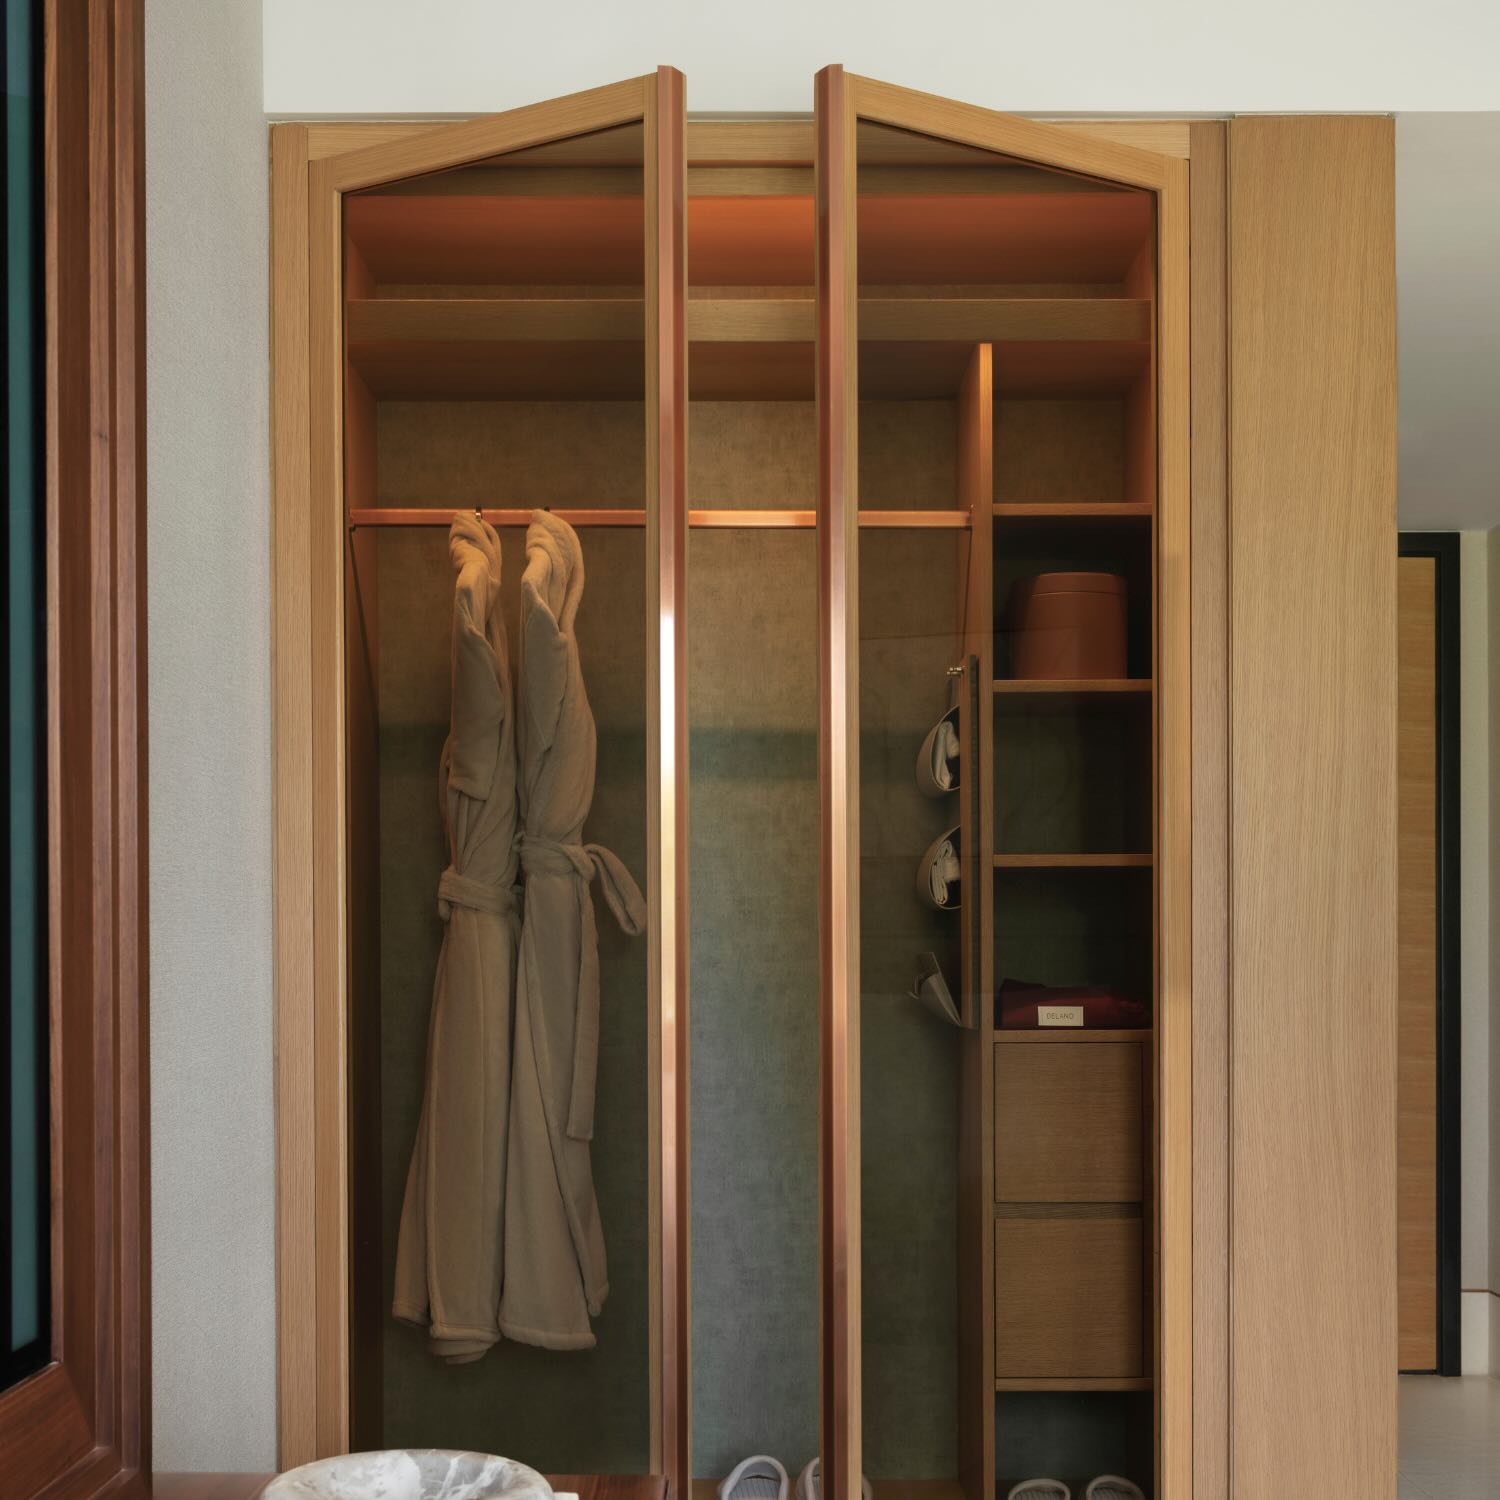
[
  {"x1": 1008, "y1": 1480, "x2": 1145, "y2": 1500},
  {"x1": 718, "y1": 1456, "x2": 870, "y2": 1500}
]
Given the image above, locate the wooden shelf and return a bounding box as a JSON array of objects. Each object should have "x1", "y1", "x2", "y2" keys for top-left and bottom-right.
[
  {"x1": 993, "y1": 678, "x2": 1152, "y2": 717},
  {"x1": 346, "y1": 295, "x2": 1148, "y2": 348},
  {"x1": 860, "y1": 508, "x2": 970, "y2": 529},
  {"x1": 866, "y1": 1483, "x2": 967, "y2": 1500},
  {"x1": 995, "y1": 1376, "x2": 1153, "y2": 1393},
  {"x1": 995, "y1": 1028, "x2": 1150, "y2": 1044},
  {"x1": 994, "y1": 852, "x2": 1151, "y2": 869},
  {"x1": 345, "y1": 296, "x2": 1151, "y2": 400},
  {"x1": 994, "y1": 501, "x2": 1154, "y2": 521},
  {"x1": 993, "y1": 678, "x2": 1151, "y2": 694}
]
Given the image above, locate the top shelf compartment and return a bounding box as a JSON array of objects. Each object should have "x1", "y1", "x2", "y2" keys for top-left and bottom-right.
[{"x1": 345, "y1": 179, "x2": 1153, "y2": 290}]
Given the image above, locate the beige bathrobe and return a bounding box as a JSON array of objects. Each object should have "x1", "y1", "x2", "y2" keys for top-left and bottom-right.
[
  {"x1": 499, "y1": 510, "x2": 645, "y2": 1350},
  {"x1": 392, "y1": 513, "x2": 519, "y2": 1364}
]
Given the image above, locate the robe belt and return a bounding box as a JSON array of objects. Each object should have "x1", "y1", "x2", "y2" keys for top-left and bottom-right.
[
  {"x1": 437, "y1": 866, "x2": 519, "y2": 921},
  {"x1": 519, "y1": 835, "x2": 647, "y2": 1141}
]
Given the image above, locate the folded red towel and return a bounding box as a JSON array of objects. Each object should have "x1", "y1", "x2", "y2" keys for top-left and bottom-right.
[{"x1": 997, "y1": 977, "x2": 1149, "y2": 1030}]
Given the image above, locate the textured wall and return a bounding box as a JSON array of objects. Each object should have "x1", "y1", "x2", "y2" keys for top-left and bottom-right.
[
  {"x1": 1396, "y1": 116, "x2": 1500, "y2": 530},
  {"x1": 145, "y1": 0, "x2": 276, "y2": 1470},
  {"x1": 261, "y1": 0, "x2": 1500, "y2": 116}
]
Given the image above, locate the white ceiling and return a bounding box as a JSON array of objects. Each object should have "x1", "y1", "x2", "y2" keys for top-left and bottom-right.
[{"x1": 1398, "y1": 113, "x2": 1500, "y2": 531}]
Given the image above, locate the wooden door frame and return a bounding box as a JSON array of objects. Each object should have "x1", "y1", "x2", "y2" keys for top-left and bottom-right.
[
  {"x1": 0, "y1": 1, "x2": 150, "y2": 1496},
  {"x1": 1397, "y1": 531, "x2": 1463, "y2": 1375}
]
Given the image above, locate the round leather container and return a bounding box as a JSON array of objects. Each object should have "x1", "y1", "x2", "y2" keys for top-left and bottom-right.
[{"x1": 1009, "y1": 571, "x2": 1127, "y2": 679}]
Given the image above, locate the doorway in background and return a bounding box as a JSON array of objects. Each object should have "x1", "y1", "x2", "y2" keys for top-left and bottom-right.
[{"x1": 1396, "y1": 533, "x2": 1461, "y2": 1374}]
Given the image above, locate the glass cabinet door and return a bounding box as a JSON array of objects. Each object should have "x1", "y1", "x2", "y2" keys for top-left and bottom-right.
[
  {"x1": 305, "y1": 71, "x2": 689, "y2": 1483},
  {"x1": 815, "y1": 69, "x2": 1188, "y2": 1500}
]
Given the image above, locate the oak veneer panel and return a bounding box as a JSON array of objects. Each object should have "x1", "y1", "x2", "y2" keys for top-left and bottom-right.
[
  {"x1": 1227, "y1": 115, "x2": 1397, "y2": 1495},
  {"x1": 1188, "y1": 117, "x2": 1230, "y2": 1500},
  {"x1": 995, "y1": 1042, "x2": 1144, "y2": 1202},
  {"x1": 1396, "y1": 555, "x2": 1439, "y2": 1371},
  {"x1": 995, "y1": 1217, "x2": 1143, "y2": 1378}
]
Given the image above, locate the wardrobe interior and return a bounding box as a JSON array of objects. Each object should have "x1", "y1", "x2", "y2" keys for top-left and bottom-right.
[{"x1": 337, "y1": 111, "x2": 1159, "y2": 1498}]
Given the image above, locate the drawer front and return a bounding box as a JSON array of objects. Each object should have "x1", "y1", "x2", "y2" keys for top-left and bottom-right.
[
  {"x1": 994, "y1": 1040, "x2": 1144, "y2": 1202},
  {"x1": 994, "y1": 1214, "x2": 1144, "y2": 1379}
]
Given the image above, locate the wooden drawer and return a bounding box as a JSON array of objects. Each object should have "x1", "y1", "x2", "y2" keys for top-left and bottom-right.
[
  {"x1": 995, "y1": 1214, "x2": 1144, "y2": 1379},
  {"x1": 994, "y1": 1040, "x2": 1144, "y2": 1202}
]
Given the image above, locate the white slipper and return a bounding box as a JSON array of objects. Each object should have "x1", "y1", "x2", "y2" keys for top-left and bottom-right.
[
  {"x1": 719, "y1": 1456, "x2": 789, "y2": 1500},
  {"x1": 909, "y1": 951, "x2": 960, "y2": 1025},
  {"x1": 915, "y1": 705, "x2": 961, "y2": 796},
  {"x1": 916, "y1": 825, "x2": 962, "y2": 910},
  {"x1": 1006, "y1": 1483, "x2": 1071, "y2": 1500},
  {"x1": 794, "y1": 1459, "x2": 871, "y2": 1500},
  {"x1": 1084, "y1": 1480, "x2": 1144, "y2": 1500}
]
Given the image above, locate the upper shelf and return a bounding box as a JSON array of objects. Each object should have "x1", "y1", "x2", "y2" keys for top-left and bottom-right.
[
  {"x1": 345, "y1": 295, "x2": 1152, "y2": 401},
  {"x1": 346, "y1": 295, "x2": 1150, "y2": 347}
]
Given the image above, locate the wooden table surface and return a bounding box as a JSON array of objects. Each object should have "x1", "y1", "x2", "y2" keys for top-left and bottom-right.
[{"x1": 153, "y1": 1475, "x2": 668, "y2": 1500}]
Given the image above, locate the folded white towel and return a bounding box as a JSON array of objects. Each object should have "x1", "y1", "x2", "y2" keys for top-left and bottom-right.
[
  {"x1": 916, "y1": 826, "x2": 962, "y2": 910},
  {"x1": 916, "y1": 706, "x2": 961, "y2": 797}
]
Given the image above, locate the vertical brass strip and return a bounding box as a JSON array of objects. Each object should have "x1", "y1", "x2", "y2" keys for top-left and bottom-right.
[
  {"x1": 646, "y1": 63, "x2": 692, "y2": 1499},
  {"x1": 815, "y1": 63, "x2": 861, "y2": 1500}
]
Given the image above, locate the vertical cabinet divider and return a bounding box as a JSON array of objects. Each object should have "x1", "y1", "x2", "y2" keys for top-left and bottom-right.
[
  {"x1": 645, "y1": 64, "x2": 691, "y2": 1500},
  {"x1": 814, "y1": 61, "x2": 862, "y2": 1500},
  {"x1": 957, "y1": 342, "x2": 996, "y2": 1500}
]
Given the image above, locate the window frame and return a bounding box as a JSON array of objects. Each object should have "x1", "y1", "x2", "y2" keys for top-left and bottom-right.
[{"x1": 0, "y1": 1, "x2": 150, "y2": 1493}]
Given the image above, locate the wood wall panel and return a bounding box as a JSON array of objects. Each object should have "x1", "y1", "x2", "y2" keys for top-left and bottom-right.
[
  {"x1": 1396, "y1": 557, "x2": 1439, "y2": 1371},
  {"x1": 1227, "y1": 115, "x2": 1397, "y2": 1496}
]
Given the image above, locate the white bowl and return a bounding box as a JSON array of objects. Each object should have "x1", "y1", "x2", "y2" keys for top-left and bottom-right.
[{"x1": 264, "y1": 1450, "x2": 553, "y2": 1500}]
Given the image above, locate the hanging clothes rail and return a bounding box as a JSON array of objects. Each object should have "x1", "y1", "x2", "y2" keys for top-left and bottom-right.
[{"x1": 347, "y1": 507, "x2": 972, "y2": 531}]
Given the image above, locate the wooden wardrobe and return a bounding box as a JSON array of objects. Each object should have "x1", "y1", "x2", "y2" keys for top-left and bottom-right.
[{"x1": 271, "y1": 71, "x2": 1398, "y2": 1500}]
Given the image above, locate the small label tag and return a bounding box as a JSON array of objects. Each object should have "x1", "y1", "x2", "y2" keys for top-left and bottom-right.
[{"x1": 1038, "y1": 1005, "x2": 1084, "y2": 1027}]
